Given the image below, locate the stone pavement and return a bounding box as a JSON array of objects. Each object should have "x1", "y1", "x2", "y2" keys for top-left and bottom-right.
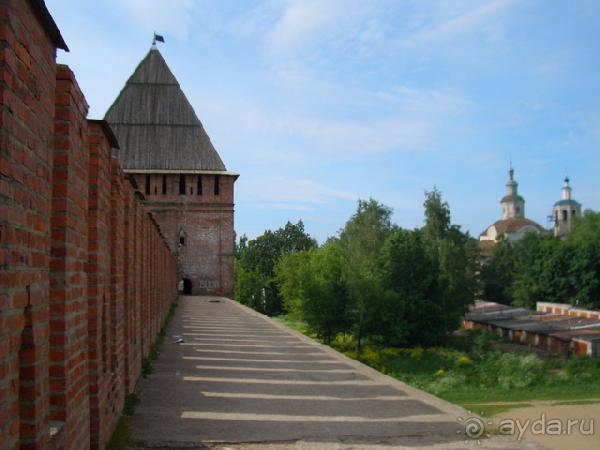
[{"x1": 131, "y1": 296, "x2": 543, "y2": 449}]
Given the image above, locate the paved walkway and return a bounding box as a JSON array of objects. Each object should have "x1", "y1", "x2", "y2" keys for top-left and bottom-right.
[{"x1": 132, "y1": 296, "x2": 542, "y2": 449}]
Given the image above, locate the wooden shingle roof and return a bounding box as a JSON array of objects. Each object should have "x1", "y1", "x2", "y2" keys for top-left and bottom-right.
[{"x1": 104, "y1": 48, "x2": 226, "y2": 171}]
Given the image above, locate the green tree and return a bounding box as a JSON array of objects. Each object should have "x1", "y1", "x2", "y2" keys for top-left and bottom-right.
[
  {"x1": 233, "y1": 259, "x2": 268, "y2": 311},
  {"x1": 235, "y1": 221, "x2": 317, "y2": 315},
  {"x1": 480, "y1": 238, "x2": 516, "y2": 305},
  {"x1": 422, "y1": 187, "x2": 451, "y2": 240},
  {"x1": 422, "y1": 189, "x2": 477, "y2": 336},
  {"x1": 511, "y1": 234, "x2": 571, "y2": 308},
  {"x1": 378, "y1": 229, "x2": 444, "y2": 346},
  {"x1": 565, "y1": 210, "x2": 600, "y2": 308},
  {"x1": 276, "y1": 241, "x2": 351, "y2": 343},
  {"x1": 339, "y1": 199, "x2": 394, "y2": 355},
  {"x1": 274, "y1": 250, "x2": 312, "y2": 317}
]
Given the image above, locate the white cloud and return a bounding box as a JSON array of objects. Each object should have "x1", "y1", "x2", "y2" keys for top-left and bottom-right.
[
  {"x1": 266, "y1": 0, "x2": 375, "y2": 55},
  {"x1": 237, "y1": 175, "x2": 357, "y2": 212},
  {"x1": 199, "y1": 79, "x2": 468, "y2": 165},
  {"x1": 116, "y1": 0, "x2": 199, "y2": 40},
  {"x1": 403, "y1": 0, "x2": 518, "y2": 46}
]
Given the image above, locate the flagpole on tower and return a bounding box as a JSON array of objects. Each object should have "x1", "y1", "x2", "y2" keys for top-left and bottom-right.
[{"x1": 152, "y1": 32, "x2": 165, "y2": 48}]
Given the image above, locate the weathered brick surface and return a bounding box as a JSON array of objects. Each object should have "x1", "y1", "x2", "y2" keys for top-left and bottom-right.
[
  {"x1": 86, "y1": 121, "x2": 112, "y2": 450},
  {"x1": 1, "y1": 1, "x2": 57, "y2": 448},
  {"x1": 1, "y1": 2, "x2": 179, "y2": 449},
  {"x1": 134, "y1": 174, "x2": 236, "y2": 297},
  {"x1": 49, "y1": 64, "x2": 90, "y2": 449}
]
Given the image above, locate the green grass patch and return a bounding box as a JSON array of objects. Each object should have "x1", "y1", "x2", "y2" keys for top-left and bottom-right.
[
  {"x1": 462, "y1": 403, "x2": 533, "y2": 417},
  {"x1": 106, "y1": 415, "x2": 131, "y2": 450},
  {"x1": 275, "y1": 315, "x2": 600, "y2": 409},
  {"x1": 273, "y1": 315, "x2": 317, "y2": 338},
  {"x1": 550, "y1": 399, "x2": 600, "y2": 406},
  {"x1": 142, "y1": 301, "x2": 178, "y2": 378}
]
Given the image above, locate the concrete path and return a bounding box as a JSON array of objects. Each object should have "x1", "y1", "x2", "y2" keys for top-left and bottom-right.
[{"x1": 132, "y1": 296, "x2": 543, "y2": 449}]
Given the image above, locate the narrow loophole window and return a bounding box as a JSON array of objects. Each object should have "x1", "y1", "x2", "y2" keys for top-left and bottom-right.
[
  {"x1": 214, "y1": 175, "x2": 220, "y2": 195},
  {"x1": 162, "y1": 175, "x2": 167, "y2": 194},
  {"x1": 197, "y1": 175, "x2": 202, "y2": 195},
  {"x1": 145, "y1": 175, "x2": 150, "y2": 195},
  {"x1": 179, "y1": 175, "x2": 186, "y2": 195}
]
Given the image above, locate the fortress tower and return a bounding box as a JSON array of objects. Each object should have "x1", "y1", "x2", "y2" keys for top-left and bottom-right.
[{"x1": 105, "y1": 47, "x2": 238, "y2": 296}]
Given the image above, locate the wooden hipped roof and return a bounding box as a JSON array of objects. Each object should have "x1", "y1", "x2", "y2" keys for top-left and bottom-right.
[{"x1": 104, "y1": 48, "x2": 226, "y2": 171}]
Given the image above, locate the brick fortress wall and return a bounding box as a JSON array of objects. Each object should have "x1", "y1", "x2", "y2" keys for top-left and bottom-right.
[
  {"x1": 132, "y1": 173, "x2": 235, "y2": 297},
  {"x1": 0, "y1": 1, "x2": 178, "y2": 449}
]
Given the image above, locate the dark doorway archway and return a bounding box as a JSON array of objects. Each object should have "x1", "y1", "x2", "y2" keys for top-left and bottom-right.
[{"x1": 181, "y1": 278, "x2": 192, "y2": 295}]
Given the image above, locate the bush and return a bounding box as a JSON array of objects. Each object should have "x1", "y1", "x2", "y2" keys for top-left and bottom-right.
[
  {"x1": 429, "y1": 373, "x2": 467, "y2": 395},
  {"x1": 489, "y1": 353, "x2": 546, "y2": 389},
  {"x1": 360, "y1": 346, "x2": 382, "y2": 370}
]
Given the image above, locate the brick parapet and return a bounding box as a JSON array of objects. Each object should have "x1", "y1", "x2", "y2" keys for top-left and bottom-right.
[
  {"x1": 1, "y1": 2, "x2": 179, "y2": 448},
  {"x1": 1, "y1": 0, "x2": 58, "y2": 448},
  {"x1": 48, "y1": 63, "x2": 90, "y2": 449}
]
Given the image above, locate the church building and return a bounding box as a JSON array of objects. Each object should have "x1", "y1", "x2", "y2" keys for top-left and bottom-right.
[
  {"x1": 479, "y1": 168, "x2": 545, "y2": 254},
  {"x1": 105, "y1": 46, "x2": 238, "y2": 296}
]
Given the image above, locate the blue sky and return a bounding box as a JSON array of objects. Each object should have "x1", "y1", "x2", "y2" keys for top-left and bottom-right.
[{"x1": 46, "y1": 0, "x2": 600, "y2": 242}]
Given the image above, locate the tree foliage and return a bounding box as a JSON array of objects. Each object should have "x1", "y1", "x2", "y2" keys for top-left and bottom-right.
[
  {"x1": 480, "y1": 239, "x2": 515, "y2": 305},
  {"x1": 275, "y1": 241, "x2": 350, "y2": 343},
  {"x1": 480, "y1": 210, "x2": 600, "y2": 310},
  {"x1": 262, "y1": 193, "x2": 477, "y2": 352},
  {"x1": 339, "y1": 199, "x2": 394, "y2": 354},
  {"x1": 234, "y1": 221, "x2": 316, "y2": 315}
]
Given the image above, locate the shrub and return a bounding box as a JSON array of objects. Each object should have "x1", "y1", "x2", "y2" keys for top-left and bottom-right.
[
  {"x1": 456, "y1": 355, "x2": 472, "y2": 367},
  {"x1": 360, "y1": 347, "x2": 382, "y2": 370}
]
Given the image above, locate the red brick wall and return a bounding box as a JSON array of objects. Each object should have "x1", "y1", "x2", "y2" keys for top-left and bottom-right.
[
  {"x1": 134, "y1": 173, "x2": 236, "y2": 297},
  {"x1": 1, "y1": 2, "x2": 179, "y2": 449},
  {"x1": 49, "y1": 64, "x2": 90, "y2": 449},
  {"x1": 86, "y1": 122, "x2": 112, "y2": 450},
  {"x1": 1, "y1": 0, "x2": 58, "y2": 447}
]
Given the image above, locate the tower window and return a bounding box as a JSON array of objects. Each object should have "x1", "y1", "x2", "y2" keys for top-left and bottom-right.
[
  {"x1": 197, "y1": 175, "x2": 202, "y2": 195},
  {"x1": 562, "y1": 210, "x2": 567, "y2": 222},
  {"x1": 214, "y1": 175, "x2": 220, "y2": 195},
  {"x1": 179, "y1": 236, "x2": 185, "y2": 246},
  {"x1": 154, "y1": 186, "x2": 157, "y2": 195},
  {"x1": 179, "y1": 175, "x2": 186, "y2": 195},
  {"x1": 145, "y1": 175, "x2": 150, "y2": 195},
  {"x1": 162, "y1": 175, "x2": 167, "y2": 194},
  {"x1": 572, "y1": 209, "x2": 576, "y2": 216}
]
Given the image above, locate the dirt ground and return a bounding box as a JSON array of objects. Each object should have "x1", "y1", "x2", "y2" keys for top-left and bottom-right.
[{"x1": 494, "y1": 402, "x2": 599, "y2": 450}]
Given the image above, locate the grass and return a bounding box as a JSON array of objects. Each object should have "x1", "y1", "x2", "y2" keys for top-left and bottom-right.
[
  {"x1": 462, "y1": 403, "x2": 533, "y2": 417},
  {"x1": 106, "y1": 301, "x2": 178, "y2": 449},
  {"x1": 142, "y1": 301, "x2": 178, "y2": 377},
  {"x1": 105, "y1": 394, "x2": 139, "y2": 450},
  {"x1": 275, "y1": 314, "x2": 600, "y2": 416}
]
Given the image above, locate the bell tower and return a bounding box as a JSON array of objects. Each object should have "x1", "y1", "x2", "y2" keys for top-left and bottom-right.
[
  {"x1": 500, "y1": 167, "x2": 525, "y2": 220},
  {"x1": 553, "y1": 177, "x2": 581, "y2": 238}
]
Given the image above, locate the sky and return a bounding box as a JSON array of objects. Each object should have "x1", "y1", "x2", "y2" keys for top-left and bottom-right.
[{"x1": 46, "y1": 0, "x2": 600, "y2": 242}]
